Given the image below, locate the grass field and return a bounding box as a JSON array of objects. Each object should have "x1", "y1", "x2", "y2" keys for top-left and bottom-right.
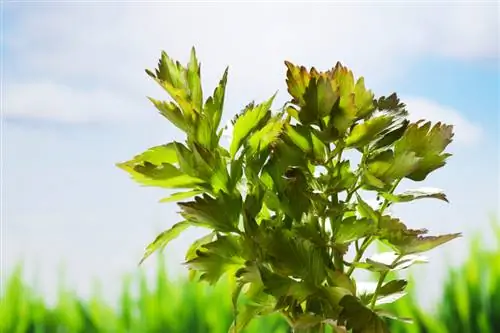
[{"x1": 2, "y1": 220, "x2": 499, "y2": 333}]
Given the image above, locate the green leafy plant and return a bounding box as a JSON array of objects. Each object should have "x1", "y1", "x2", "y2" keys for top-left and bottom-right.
[{"x1": 117, "y1": 48, "x2": 461, "y2": 333}]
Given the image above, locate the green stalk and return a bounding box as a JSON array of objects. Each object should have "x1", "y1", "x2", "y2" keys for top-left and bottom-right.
[
  {"x1": 370, "y1": 254, "x2": 403, "y2": 309},
  {"x1": 347, "y1": 178, "x2": 402, "y2": 277}
]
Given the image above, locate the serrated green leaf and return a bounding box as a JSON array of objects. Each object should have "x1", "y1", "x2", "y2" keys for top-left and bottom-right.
[
  {"x1": 193, "y1": 113, "x2": 214, "y2": 148},
  {"x1": 323, "y1": 161, "x2": 357, "y2": 193},
  {"x1": 327, "y1": 270, "x2": 356, "y2": 295},
  {"x1": 147, "y1": 52, "x2": 195, "y2": 121},
  {"x1": 407, "y1": 153, "x2": 451, "y2": 182},
  {"x1": 230, "y1": 95, "x2": 275, "y2": 158},
  {"x1": 117, "y1": 155, "x2": 204, "y2": 189},
  {"x1": 231, "y1": 281, "x2": 245, "y2": 332},
  {"x1": 190, "y1": 143, "x2": 229, "y2": 193},
  {"x1": 258, "y1": 265, "x2": 317, "y2": 301},
  {"x1": 356, "y1": 252, "x2": 427, "y2": 273},
  {"x1": 393, "y1": 233, "x2": 462, "y2": 255},
  {"x1": 285, "y1": 61, "x2": 312, "y2": 106},
  {"x1": 353, "y1": 77, "x2": 376, "y2": 118},
  {"x1": 356, "y1": 194, "x2": 379, "y2": 223},
  {"x1": 229, "y1": 282, "x2": 275, "y2": 333},
  {"x1": 378, "y1": 279, "x2": 407, "y2": 297},
  {"x1": 185, "y1": 235, "x2": 245, "y2": 284},
  {"x1": 395, "y1": 121, "x2": 454, "y2": 181},
  {"x1": 285, "y1": 123, "x2": 311, "y2": 152},
  {"x1": 338, "y1": 295, "x2": 389, "y2": 333},
  {"x1": 381, "y1": 188, "x2": 448, "y2": 203},
  {"x1": 365, "y1": 150, "x2": 421, "y2": 185},
  {"x1": 247, "y1": 116, "x2": 284, "y2": 156},
  {"x1": 119, "y1": 143, "x2": 178, "y2": 166},
  {"x1": 139, "y1": 221, "x2": 190, "y2": 265},
  {"x1": 372, "y1": 119, "x2": 409, "y2": 150},
  {"x1": 187, "y1": 47, "x2": 203, "y2": 111},
  {"x1": 301, "y1": 75, "x2": 339, "y2": 122},
  {"x1": 375, "y1": 279, "x2": 408, "y2": 305},
  {"x1": 159, "y1": 190, "x2": 203, "y2": 203},
  {"x1": 185, "y1": 232, "x2": 215, "y2": 261},
  {"x1": 311, "y1": 131, "x2": 327, "y2": 161},
  {"x1": 375, "y1": 309, "x2": 414, "y2": 324},
  {"x1": 263, "y1": 229, "x2": 327, "y2": 285},
  {"x1": 346, "y1": 116, "x2": 394, "y2": 148},
  {"x1": 362, "y1": 171, "x2": 387, "y2": 190},
  {"x1": 178, "y1": 193, "x2": 242, "y2": 233},
  {"x1": 293, "y1": 314, "x2": 324, "y2": 330},
  {"x1": 335, "y1": 217, "x2": 376, "y2": 244},
  {"x1": 147, "y1": 97, "x2": 188, "y2": 132},
  {"x1": 375, "y1": 93, "x2": 408, "y2": 116},
  {"x1": 377, "y1": 216, "x2": 461, "y2": 254},
  {"x1": 204, "y1": 67, "x2": 228, "y2": 135}
]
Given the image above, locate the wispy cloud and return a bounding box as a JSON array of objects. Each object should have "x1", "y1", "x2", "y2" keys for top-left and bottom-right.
[{"x1": 5, "y1": 3, "x2": 497, "y2": 126}]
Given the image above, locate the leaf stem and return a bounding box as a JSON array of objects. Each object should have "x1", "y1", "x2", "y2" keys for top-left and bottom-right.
[
  {"x1": 370, "y1": 253, "x2": 404, "y2": 309},
  {"x1": 346, "y1": 178, "x2": 403, "y2": 277}
]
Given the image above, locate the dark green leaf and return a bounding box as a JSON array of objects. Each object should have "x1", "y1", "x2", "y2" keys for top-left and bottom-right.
[
  {"x1": 338, "y1": 295, "x2": 389, "y2": 333},
  {"x1": 178, "y1": 193, "x2": 242, "y2": 233},
  {"x1": 375, "y1": 309, "x2": 413, "y2": 324},
  {"x1": 335, "y1": 217, "x2": 376, "y2": 244},
  {"x1": 294, "y1": 314, "x2": 324, "y2": 330},
  {"x1": 374, "y1": 279, "x2": 408, "y2": 305},
  {"x1": 377, "y1": 216, "x2": 461, "y2": 254},
  {"x1": 185, "y1": 232, "x2": 215, "y2": 261},
  {"x1": 327, "y1": 270, "x2": 356, "y2": 295},
  {"x1": 258, "y1": 265, "x2": 316, "y2": 301},
  {"x1": 185, "y1": 235, "x2": 245, "y2": 284},
  {"x1": 372, "y1": 119, "x2": 409, "y2": 150}
]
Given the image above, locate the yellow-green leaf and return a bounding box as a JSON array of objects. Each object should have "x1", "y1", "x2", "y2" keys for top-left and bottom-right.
[
  {"x1": 187, "y1": 47, "x2": 203, "y2": 111},
  {"x1": 148, "y1": 97, "x2": 188, "y2": 132},
  {"x1": 346, "y1": 116, "x2": 394, "y2": 148},
  {"x1": 230, "y1": 95, "x2": 276, "y2": 158},
  {"x1": 247, "y1": 116, "x2": 284, "y2": 156},
  {"x1": 159, "y1": 190, "x2": 203, "y2": 203},
  {"x1": 139, "y1": 221, "x2": 191, "y2": 265}
]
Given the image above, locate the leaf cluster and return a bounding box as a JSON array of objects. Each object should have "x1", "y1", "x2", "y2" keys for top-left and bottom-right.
[{"x1": 117, "y1": 48, "x2": 460, "y2": 332}]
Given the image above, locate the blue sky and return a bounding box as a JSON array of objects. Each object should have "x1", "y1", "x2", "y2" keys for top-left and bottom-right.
[{"x1": 2, "y1": 2, "x2": 499, "y2": 308}]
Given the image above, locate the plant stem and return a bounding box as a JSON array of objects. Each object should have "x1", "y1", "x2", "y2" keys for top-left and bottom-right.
[
  {"x1": 370, "y1": 254, "x2": 404, "y2": 309},
  {"x1": 370, "y1": 270, "x2": 388, "y2": 309},
  {"x1": 346, "y1": 237, "x2": 371, "y2": 277},
  {"x1": 346, "y1": 178, "x2": 402, "y2": 277}
]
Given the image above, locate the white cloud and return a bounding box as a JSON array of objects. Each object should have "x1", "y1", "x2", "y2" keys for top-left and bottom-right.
[
  {"x1": 4, "y1": 3, "x2": 497, "y2": 125},
  {"x1": 5, "y1": 82, "x2": 148, "y2": 123},
  {"x1": 404, "y1": 97, "x2": 483, "y2": 146}
]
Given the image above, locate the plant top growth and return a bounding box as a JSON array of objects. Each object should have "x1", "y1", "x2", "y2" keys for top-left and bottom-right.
[{"x1": 117, "y1": 48, "x2": 460, "y2": 333}]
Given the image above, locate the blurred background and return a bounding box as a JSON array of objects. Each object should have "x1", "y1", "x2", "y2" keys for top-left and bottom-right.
[{"x1": 2, "y1": 1, "x2": 499, "y2": 332}]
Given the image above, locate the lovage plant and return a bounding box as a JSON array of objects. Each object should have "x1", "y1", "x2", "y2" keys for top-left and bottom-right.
[{"x1": 117, "y1": 48, "x2": 460, "y2": 333}]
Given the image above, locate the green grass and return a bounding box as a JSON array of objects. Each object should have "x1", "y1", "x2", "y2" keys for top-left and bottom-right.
[
  {"x1": 0, "y1": 258, "x2": 289, "y2": 333},
  {"x1": 1, "y1": 220, "x2": 499, "y2": 332}
]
